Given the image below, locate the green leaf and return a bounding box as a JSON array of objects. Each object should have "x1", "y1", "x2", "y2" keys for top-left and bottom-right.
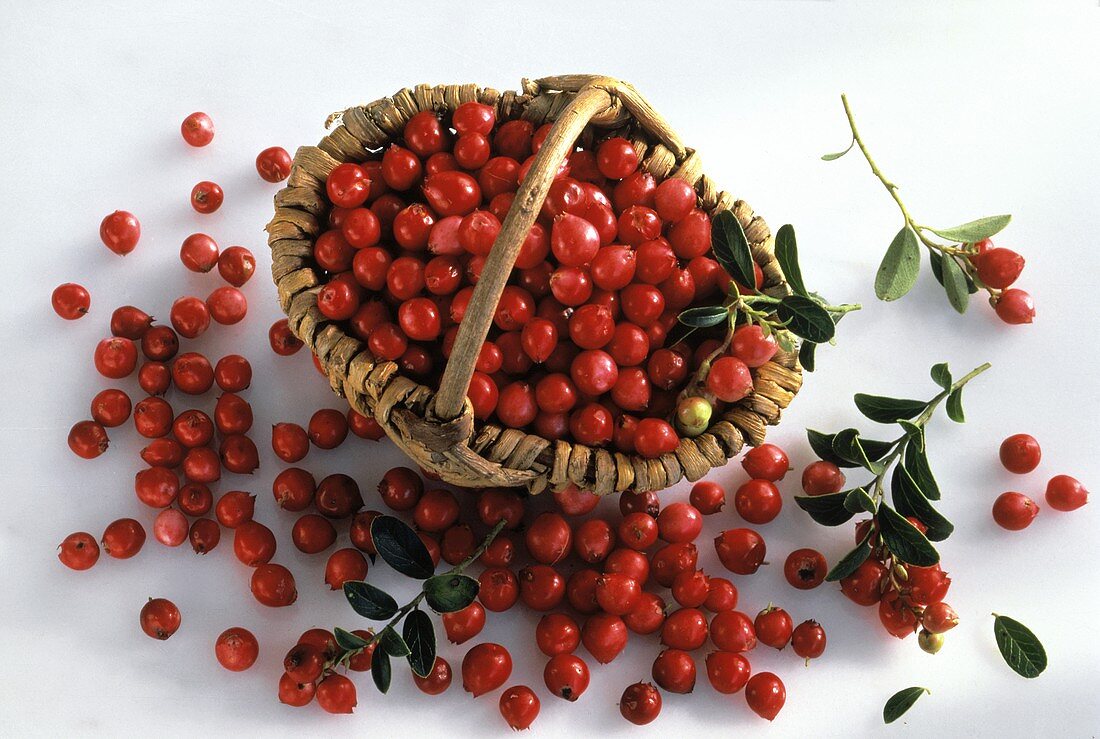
[
  {"x1": 830, "y1": 428, "x2": 864, "y2": 468},
  {"x1": 927, "y1": 214, "x2": 1011, "y2": 243},
  {"x1": 774, "y1": 224, "x2": 808, "y2": 297},
  {"x1": 930, "y1": 363, "x2": 952, "y2": 390},
  {"x1": 854, "y1": 394, "x2": 927, "y2": 424},
  {"x1": 372, "y1": 515, "x2": 435, "y2": 579},
  {"x1": 993, "y1": 615, "x2": 1047, "y2": 679},
  {"x1": 343, "y1": 581, "x2": 399, "y2": 620},
  {"x1": 891, "y1": 463, "x2": 953, "y2": 541},
  {"x1": 711, "y1": 210, "x2": 756, "y2": 289},
  {"x1": 843, "y1": 486, "x2": 877, "y2": 514},
  {"x1": 852, "y1": 438, "x2": 886, "y2": 475},
  {"x1": 858, "y1": 437, "x2": 896, "y2": 462},
  {"x1": 875, "y1": 227, "x2": 921, "y2": 301},
  {"x1": 423, "y1": 573, "x2": 481, "y2": 613},
  {"x1": 929, "y1": 250, "x2": 945, "y2": 286},
  {"x1": 777, "y1": 295, "x2": 836, "y2": 343},
  {"x1": 883, "y1": 687, "x2": 929, "y2": 724},
  {"x1": 825, "y1": 529, "x2": 874, "y2": 582},
  {"x1": 402, "y1": 609, "x2": 437, "y2": 678},
  {"x1": 371, "y1": 647, "x2": 391, "y2": 693},
  {"x1": 378, "y1": 625, "x2": 411, "y2": 658},
  {"x1": 946, "y1": 388, "x2": 965, "y2": 423},
  {"x1": 940, "y1": 254, "x2": 970, "y2": 313},
  {"x1": 799, "y1": 340, "x2": 817, "y2": 372},
  {"x1": 903, "y1": 438, "x2": 940, "y2": 500},
  {"x1": 678, "y1": 305, "x2": 729, "y2": 328},
  {"x1": 795, "y1": 492, "x2": 856, "y2": 526},
  {"x1": 821, "y1": 139, "x2": 855, "y2": 161},
  {"x1": 807, "y1": 429, "x2": 853, "y2": 468},
  {"x1": 334, "y1": 626, "x2": 370, "y2": 651},
  {"x1": 898, "y1": 420, "x2": 924, "y2": 449},
  {"x1": 877, "y1": 503, "x2": 939, "y2": 566}
]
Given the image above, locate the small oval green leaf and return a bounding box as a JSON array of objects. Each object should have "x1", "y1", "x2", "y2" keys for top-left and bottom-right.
[
  {"x1": 402, "y1": 609, "x2": 437, "y2": 678},
  {"x1": 891, "y1": 463, "x2": 953, "y2": 542},
  {"x1": 372, "y1": 515, "x2": 436, "y2": 579},
  {"x1": 343, "y1": 581, "x2": 399, "y2": 620},
  {"x1": 877, "y1": 503, "x2": 940, "y2": 566},
  {"x1": 940, "y1": 255, "x2": 970, "y2": 314},
  {"x1": 378, "y1": 625, "x2": 411, "y2": 658},
  {"x1": 875, "y1": 227, "x2": 921, "y2": 301},
  {"x1": 423, "y1": 573, "x2": 480, "y2": 613},
  {"x1": 795, "y1": 492, "x2": 856, "y2": 526},
  {"x1": 830, "y1": 428, "x2": 864, "y2": 468},
  {"x1": 928, "y1": 214, "x2": 1011, "y2": 243},
  {"x1": 775, "y1": 224, "x2": 808, "y2": 297},
  {"x1": 799, "y1": 340, "x2": 817, "y2": 372},
  {"x1": 843, "y1": 486, "x2": 878, "y2": 514},
  {"x1": 678, "y1": 305, "x2": 729, "y2": 328},
  {"x1": 334, "y1": 626, "x2": 370, "y2": 651},
  {"x1": 946, "y1": 388, "x2": 965, "y2": 423},
  {"x1": 853, "y1": 394, "x2": 927, "y2": 424},
  {"x1": 825, "y1": 528, "x2": 874, "y2": 582},
  {"x1": 711, "y1": 210, "x2": 756, "y2": 289},
  {"x1": 993, "y1": 615, "x2": 1047, "y2": 679},
  {"x1": 883, "y1": 686, "x2": 929, "y2": 724},
  {"x1": 903, "y1": 439, "x2": 940, "y2": 500},
  {"x1": 777, "y1": 295, "x2": 836, "y2": 343},
  {"x1": 821, "y1": 139, "x2": 855, "y2": 161},
  {"x1": 930, "y1": 363, "x2": 952, "y2": 390},
  {"x1": 371, "y1": 647, "x2": 391, "y2": 693}
]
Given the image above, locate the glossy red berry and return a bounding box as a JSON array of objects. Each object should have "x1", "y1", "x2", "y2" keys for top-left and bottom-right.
[
  {"x1": 783, "y1": 548, "x2": 827, "y2": 590},
  {"x1": 688, "y1": 481, "x2": 726, "y2": 515},
  {"x1": 139, "y1": 598, "x2": 181, "y2": 640},
  {"x1": 840, "y1": 560, "x2": 888, "y2": 606},
  {"x1": 325, "y1": 548, "x2": 369, "y2": 590},
  {"x1": 268, "y1": 319, "x2": 303, "y2": 356},
  {"x1": 190, "y1": 181, "x2": 223, "y2": 213},
  {"x1": 250, "y1": 563, "x2": 297, "y2": 607},
  {"x1": 153, "y1": 508, "x2": 188, "y2": 547},
  {"x1": 582, "y1": 613, "x2": 629, "y2": 664},
  {"x1": 661, "y1": 607, "x2": 709, "y2": 651},
  {"x1": 181, "y1": 112, "x2": 214, "y2": 146},
  {"x1": 536, "y1": 613, "x2": 581, "y2": 657},
  {"x1": 256, "y1": 146, "x2": 292, "y2": 182},
  {"x1": 705, "y1": 651, "x2": 751, "y2": 693},
  {"x1": 215, "y1": 627, "x2": 259, "y2": 671},
  {"x1": 634, "y1": 418, "x2": 679, "y2": 459},
  {"x1": 543, "y1": 653, "x2": 590, "y2": 701},
  {"x1": 745, "y1": 672, "x2": 785, "y2": 721},
  {"x1": 714, "y1": 528, "x2": 766, "y2": 575},
  {"x1": 316, "y1": 674, "x2": 357, "y2": 714},
  {"x1": 499, "y1": 685, "x2": 540, "y2": 729},
  {"x1": 180, "y1": 233, "x2": 219, "y2": 273},
  {"x1": 327, "y1": 163, "x2": 371, "y2": 208},
  {"x1": 706, "y1": 356, "x2": 753, "y2": 402},
  {"x1": 999, "y1": 434, "x2": 1041, "y2": 474},
  {"x1": 734, "y1": 479, "x2": 783, "y2": 525},
  {"x1": 58, "y1": 532, "x2": 100, "y2": 570},
  {"x1": 654, "y1": 178, "x2": 696, "y2": 222},
  {"x1": 94, "y1": 337, "x2": 138, "y2": 379},
  {"x1": 754, "y1": 606, "x2": 793, "y2": 649},
  {"x1": 573, "y1": 518, "x2": 615, "y2": 563},
  {"x1": 741, "y1": 443, "x2": 790, "y2": 481},
  {"x1": 68, "y1": 420, "x2": 109, "y2": 459},
  {"x1": 1045, "y1": 475, "x2": 1088, "y2": 511},
  {"x1": 657, "y1": 502, "x2": 703, "y2": 543},
  {"x1": 994, "y1": 288, "x2": 1035, "y2": 324},
  {"x1": 619, "y1": 681, "x2": 662, "y2": 725},
  {"x1": 976, "y1": 247, "x2": 1025, "y2": 289},
  {"x1": 278, "y1": 672, "x2": 316, "y2": 707},
  {"x1": 442, "y1": 602, "x2": 486, "y2": 645},
  {"x1": 802, "y1": 460, "x2": 846, "y2": 495},
  {"x1": 992, "y1": 491, "x2": 1040, "y2": 530},
  {"x1": 189, "y1": 519, "x2": 220, "y2": 554},
  {"x1": 462, "y1": 643, "x2": 513, "y2": 697},
  {"x1": 100, "y1": 210, "x2": 141, "y2": 255},
  {"x1": 652, "y1": 649, "x2": 696, "y2": 694},
  {"x1": 671, "y1": 569, "x2": 710, "y2": 609},
  {"x1": 217, "y1": 245, "x2": 256, "y2": 286},
  {"x1": 790, "y1": 619, "x2": 827, "y2": 662},
  {"x1": 595, "y1": 573, "x2": 642, "y2": 615},
  {"x1": 102, "y1": 518, "x2": 145, "y2": 558},
  {"x1": 52, "y1": 283, "x2": 90, "y2": 319}
]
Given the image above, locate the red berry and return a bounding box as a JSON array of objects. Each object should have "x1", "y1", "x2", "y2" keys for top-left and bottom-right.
[
  {"x1": 190, "y1": 181, "x2": 223, "y2": 214},
  {"x1": 134, "y1": 466, "x2": 179, "y2": 508},
  {"x1": 741, "y1": 443, "x2": 789, "y2": 481},
  {"x1": 657, "y1": 502, "x2": 703, "y2": 543},
  {"x1": 714, "y1": 528, "x2": 766, "y2": 575},
  {"x1": 661, "y1": 607, "x2": 709, "y2": 650},
  {"x1": 100, "y1": 210, "x2": 141, "y2": 255},
  {"x1": 153, "y1": 508, "x2": 188, "y2": 547},
  {"x1": 256, "y1": 146, "x2": 291, "y2": 182},
  {"x1": 422, "y1": 170, "x2": 481, "y2": 217},
  {"x1": 536, "y1": 613, "x2": 580, "y2": 657},
  {"x1": 802, "y1": 460, "x2": 846, "y2": 495},
  {"x1": 668, "y1": 209, "x2": 712, "y2": 259},
  {"x1": 840, "y1": 560, "x2": 888, "y2": 606},
  {"x1": 68, "y1": 420, "x2": 109, "y2": 459},
  {"x1": 596, "y1": 137, "x2": 639, "y2": 179},
  {"x1": 543, "y1": 653, "x2": 590, "y2": 702},
  {"x1": 634, "y1": 418, "x2": 679, "y2": 458},
  {"x1": 879, "y1": 589, "x2": 919, "y2": 638},
  {"x1": 706, "y1": 356, "x2": 753, "y2": 402},
  {"x1": 619, "y1": 682, "x2": 662, "y2": 725},
  {"x1": 189, "y1": 518, "x2": 221, "y2": 554},
  {"x1": 754, "y1": 606, "x2": 793, "y2": 649},
  {"x1": 442, "y1": 602, "x2": 486, "y2": 645},
  {"x1": 180, "y1": 233, "x2": 219, "y2": 273},
  {"x1": 734, "y1": 479, "x2": 783, "y2": 524},
  {"x1": 551, "y1": 484, "x2": 600, "y2": 516},
  {"x1": 654, "y1": 178, "x2": 696, "y2": 222},
  {"x1": 278, "y1": 672, "x2": 316, "y2": 707},
  {"x1": 1045, "y1": 475, "x2": 1089, "y2": 511},
  {"x1": 582, "y1": 613, "x2": 629, "y2": 663},
  {"x1": 268, "y1": 319, "x2": 303, "y2": 356},
  {"x1": 976, "y1": 247, "x2": 1025, "y2": 289},
  {"x1": 52, "y1": 283, "x2": 90, "y2": 319},
  {"x1": 921, "y1": 602, "x2": 960, "y2": 634},
  {"x1": 325, "y1": 548, "x2": 369, "y2": 590},
  {"x1": 992, "y1": 491, "x2": 1040, "y2": 530},
  {"x1": 139, "y1": 598, "x2": 181, "y2": 640},
  {"x1": 519, "y1": 564, "x2": 566, "y2": 611},
  {"x1": 999, "y1": 433, "x2": 1041, "y2": 474},
  {"x1": 292, "y1": 514, "x2": 336, "y2": 554},
  {"x1": 745, "y1": 672, "x2": 785, "y2": 721},
  {"x1": 327, "y1": 163, "x2": 371, "y2": 208},
  {"x1": 621, "y1": 283, "x2": 665, "y2": 326},
  {"x1": 703, "y1": 577, "x2": 739, "y2": 613},
  {"x1": 462, "y1": 643, "x2": 513, "y2": 697},
  {"x1": 250, "y1": 563, "x2": 297, "y2": 607},
  {"x1": 453, "y1": 101, "x2": 496, "y2": 136},
  {"x1": 784, "y1": 548, "x2": 827, "y2": 590},
  {"x1": 688, "y1": 481, "x2": 725, "y2": 515},
  {"x1": 316, "y1": 674, "x2": 357, "y2": 714},
  {"x1": 218, "y1": 246, "x2": 256, "y2": 287},
  {"x1": 671, "y1": 569, "x2": 710, "y2": 608},
  {"x1": 215, "y1": 627, "x2": 259, "y2": 671},
  {"x1": 705, "y1": 651, "x2": 751, "y2": 693},
  {"x1": 94, "y1": 337, "x2": 138, "y2": 379},
  {"x1": 479, "y1": 567, "x2": 519, "y2": 612},
  {"x1": 499, "y1": 685, "x2": 540, "y2": 729},
  {"x1": 652, "y1": 649, "x2": 696, "y2": 694},
  {"x1": 58, "y1": 532, "x2": 100, "y2": 570},
  {"x1": 526, "y1": 512, "x2": 572, "y2": 565},
  {"x1": 651, "y1": 542, "x2": 699, "y2": 587},
  {"x1": 181, "y1": 112, "x2": 214, "y2": 146},
  {"x1": 404, "y1": 110, "x2": 448, "y2": 157},
  {"x1": 102, "y1": 518, "x2": 145, "y2": 559},
  {"x1": 595, "y1": 572, "x2": 642, "y2": 615},
  {"x1": 232, "y1": 521, "x2": 277, "y2": 566},
  {"x1": 994, "y1": 288, "x2": 1035, "y2": 324},
  {"x1": 791, "y1": 619, "x2": 827, "y2": 662}
]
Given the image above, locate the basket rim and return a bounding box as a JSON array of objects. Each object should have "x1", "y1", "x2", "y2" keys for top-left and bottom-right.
[{"x1": 266, "y1": 76, "x2": 803, "y2": 495}]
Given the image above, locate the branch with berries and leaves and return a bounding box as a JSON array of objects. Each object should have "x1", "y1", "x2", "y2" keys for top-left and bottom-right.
[{"x1": 824, "y1": 94, "x2": 1035, "y2": 325}]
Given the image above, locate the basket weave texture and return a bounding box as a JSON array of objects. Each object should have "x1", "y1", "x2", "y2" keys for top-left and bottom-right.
[{"x1": 266, "y1": 75, "x2": 802, "y2": 495}]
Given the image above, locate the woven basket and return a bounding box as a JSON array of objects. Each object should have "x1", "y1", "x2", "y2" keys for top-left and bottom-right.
[{"x1": 266, "y1": 75, "x2": 802, "y2": 496}]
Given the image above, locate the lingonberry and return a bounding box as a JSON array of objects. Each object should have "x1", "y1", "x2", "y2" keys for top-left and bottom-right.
[
  {"x1": 172, "y1": 352, "x2": 214, "y2": 394},
  {"x1": 141, "y1": 325, "x2": 179, "y2": 362},
  {"x1": 688, "y1": 256, "x2": 726, "y2": 298},
  {"x1": 233, "y1": 521, "x2": 277, "y2": 567},
  {"x1": 272, "y1": 423, "x2": 310, "y2": 463},
  {"x1": 620, "y1": 283, "x2": 664, "y2": 326},
  {"x1": 605, "y1": 548, "x2": 651, "y2": 585},
  {"x1": 840, "y1": 559, "x2": 888, "y2": 606},
  {"x1": 440, "y1": 524, "x2": 476, "y2": 565},
  {"x1": 442, "y1": 602, "x2": 486, "y2": 646},
  {"x1": 134, "y1": 466, "x2": 179, "y2": 508},
  {"x1": 549, "y1": 265, "x2": 593, "y2": 306},
  {"x1": 181, "y1": 111, "x2": 213, "y2": 146},
  {"x1": 58, "y1": 532, "x2": 100, "y2": 570},
  {"x1": 496, "y1": 381, "x2": 539, "y2": 428},
  {"x1": 734, "y1": 479, "x2": 783, "y2": 525},
  {"x1": 94, "y1": 337, "x2": 138, "y2": 379},
  {"x1": 879, "y1": 589, "x2": 918, "y2": 638},
  {"x1": 180, "y1": 447, "x2": 218, "y2": 484},
  {"x1": 345, "y1": 629, "x2": 377, "y2": 671},
  {"x1": 479, "y1": 567, "x2": 519, "y2": 612},
  {"x1": 452, "y1": 101, "x2": 495, "y2": 136},
  {"x1": 782, "y1": 547, "x2": 826, "y2": 590},
  {"x1": 526, "y1": 512, "x2": 572, "y2": 565},
  {"x1": 582, "y1": 613, "x2": 629, "y2": 664},
  {"x1": 705, "y1": 651, "x2": 751, "y2": 693},
  {"x1": 902, "y1": 563, "x2": 951, "y2": 605},
  {"x1": 618, "y1": 512, "x2": 658, "y2": 551},
  {"x1": 651, "y1": 542, "x2": 699, "y2": 587},
  {"x1": 315, "y1": 229, "x2": 356, "y2": 271},
  {"x1": 215, "y1": 627, "x2": 259, "y2": 672},
  {"x1": 348, "y1": 509, "x2": 381, "y2": 554},
  {"x1": 606, "y1": 323, "x2": 649, "y2": 369},
  {"x1": 661, "y1": 607, "x2": 709, "y2": 650},
  {"x1": 595, "y1": 136, "x2": 639, "y2": 179},
  {"x1": 517, "y1": 565, "x2": 565, "y2": 611},
  {"x1": 206, "y1": 286, "x2": 247, "y2": 325},
  {"x1": 314, "y1": 473, "x2": 363, "y2": 519},
  {"x1": 706, "y1": 356, "x2": 753, "y2": 402},
  {"x1": 610, "y1": 367, "x2": 651, "y2": 412},
  {"x1": 714, "y1": 528, "x2": 766, "y2": 575},
  {"x1": 618, "y1": 205, "x2": 662, "y2": 245},
  {"x1": 994, "y1": 288, "x2": 1035, "y2": 324},
  {"x1": 220, "y1": 434, "x2": 259, "y2": 474},
  {"x1": 975, "y1": 247, "x2": 1025, "y2": 289},
  {"x1": 213, "y1": 393, "x2": 252, "y2": 435},
  {"x1": 480, "y1": 534, "x2": 516, "y2": 568},
  {"x1": 613, "y1": 171, "x2": 656, "y2": 211},
  {"x1": 153, "y1": 508, "x2": 188, "y2": 547},
  {"x1": 534, "y1": 613, "x2": 580, "y2": 657},
  {"x1": 68, "y1": 420, "x2": 109, "y2": 459},
  {"x1": 251, "y1": 563, "x2": 297, "y2": 607},
  {"x1": 190, "y1": 180, "x2": 223, "y2": 214},
  {"x1": 412, "y1": 488, "x2": 459, "y2": 532},
  {"x1": 324, "y1": 548, "x2": 369, "y2": 590},
  {"x1": 189, "y1": 518, "x2": 220, "y2": 554},
  {"x1": 992, "y1": 491, "x2": 1040, "y2": 530},
  {"x1": 754, "y1": 606, "x2": 794, "y2": 650},
  {"x1": 1045, "y1": 474, "x2": 1088, "y2": 511},
  {"x1": 619, "y1": 682, "x2": 662, "y2": 725},
  {"x1": 316, "y1": 674, "x2": 357, "y2": 714},
  {"x1": 278, "y1": 672, "x2": 316, "y2": 707},
  {"x1": 594, "y1": 573, "x2": 642, "y2": 615},
  {"x1": 172, "y1": 409, "x2": 214, "y2": 448},
  {"x1": 621, "y1": 591, "x2": 664, "y2": 636},
  {"x1": 573, "y1": 519, "x2": 615, "y2": 563},
  {"x1": 650, "y1": 649, "x2": 696, "y2": 694},
  {"x1": 467, "y1": 371, "x2": 499, "y2": 420},
  {"x1": 169, "y1": 296, "x2": 210, "y2": 339},
  {"x1": 179, "y1": 233, "x2": 219, "y2": 273},
  {"x1": 657, "y1": 502, "x2": 704, "y2": 543},
  {"x1": 551, "y1": 484, "x2": 600, "y2": 516},
  {"x1": 745, "y1": 672, "x2": 785, "y2": 721},
  {"x1": 215, "y1": 490, "x2": 255, "y2": 528},
  {"x1": 462, "y1": 643, "x2": 513, "y2": 697},
  {"x1": 918, "y1": 602, "x2": 959, "y2": 635},
  {"x1": 140, "y1": 598, "x2": 181, "y2": 640},
  {"x1": 620, "y1": 489, "x2": 660, "y2": 517},
  {"x1": 565, "y1": 571, "x2": 599, "y2": 615},
  {"x1": 213, "y1": 354, "x2": 251, "y2": 392},
  {"x1": 410, "y1": 656, "x2": 452, "y2": 696},
  {"x1": 654, "y1": 178, "x2": 696, "y2": 222},
  {"x1": 255, "y1": 146, "x2": 291, "y2": 182},
  {"x1": 110, "y1": 306, "x2": 152, "y2": 340},
  {"x1": 268, "y1": 319, "x2": 303, "y2": 356},
  {"x1": 787, "y1": 620, "x2": 827, "y2": 664},
  {"x1": 326, "y1": 162, "x2": 371, "y2": 209},
  {"x1": 347, "y1": 408, "x2": 385, "y2": 440},
  {"x1": 549, "y1": 213, "x2": 600, "y2": 267},
  {"x1": 297, "y1": 628, "x2": 339, "y2": 662},
  {"x1": 306, "y1": 408, "x2": 348, "y2": 450},
  {"x1": 999, "y1": 433, "x2": 1042, "y2": 474},
  {"x1": 672, "y1": 569, "x2": 711, "y2": 609},
  {"x1": 100, "y1": 210, "x2": 141, "y2": 255},
  {"x1": 802, "y1": 460, "x2": 846, "y2": 495},
  {"x1": 177, "y1": 482, "x2": 212, "y2": 515},
  {"x1": 133, "y1": 396, "x2": 173, "y2": 438},
  {"x1": 634, "y1": 418, "x2": 679, "y2": 458},
  {"x1": 51, "y1": 283, "x2": 90, "y2": 320},
  {"x1": 499, "y1": 685, "x2": 540, "y2": 729},
  {"x1": 102, "y1": 518, "x2": 145, "y2": 559},
  {"x1": 704, "y1": 577, "x2": 739, "y2": 613},
  {"x1": 689, "y1": 481, "x2": 726, "y2": 515},
  {"x1": 741, "y1": 444, "x2": 790, "y2": 481},
  {"x1": 218, "y1": 246, "x2": 256, "y2": 286},
  {"x1": 421, "y1": 170, "x2": 480, "y2": 217},
  {"x1": 317, "y1": 278, "x2": 360, "y2": 321},
  {"x1": 138, "y1": 362, "x2": 171, "y2": 395},
  {"x1": 668, "y1": 208, "x2": 712, "y2": 259}
]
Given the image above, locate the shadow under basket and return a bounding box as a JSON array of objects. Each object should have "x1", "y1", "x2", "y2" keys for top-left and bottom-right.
[{"x1": 266, "y1": 74, "x2": 802, "y2": 496}]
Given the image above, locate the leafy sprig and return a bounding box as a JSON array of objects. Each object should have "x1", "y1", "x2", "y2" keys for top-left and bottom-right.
[
  {"x1": 796, "y1": 361, "x2": 990, "y2": 578},
  {"x1": 332, "y1": 515, "x2": 507, "y2": 692},
  {"x1": 677, "y1": 211, "x2": 860, "y2": 375},
  {"x1": 824, "y1": 94, "x2": 1012, "y2": 314},
  {"x1": 883, "y1": 686, "x2": 929, "y2": 724}
]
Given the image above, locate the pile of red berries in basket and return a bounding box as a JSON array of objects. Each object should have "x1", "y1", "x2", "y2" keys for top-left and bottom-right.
[{"x1": 50, "y1": 99, "x2": 1088, "y2": 730}]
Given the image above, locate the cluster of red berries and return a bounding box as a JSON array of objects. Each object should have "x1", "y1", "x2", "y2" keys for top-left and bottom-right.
[
  {"x1": 969, "y1": 238, "x2": 1035, "y2": 325},
  {"x1": 305, "y1": 101, "x2": 776, "y2": 457},
  {"x1": 993, "y1": 433, "x2": 1088, "y2": 530}
]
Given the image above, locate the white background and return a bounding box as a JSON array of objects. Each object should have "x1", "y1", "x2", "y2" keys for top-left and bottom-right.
[{"x1": 2, "y1": 1, "x2": 1098, "y2": 737}]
